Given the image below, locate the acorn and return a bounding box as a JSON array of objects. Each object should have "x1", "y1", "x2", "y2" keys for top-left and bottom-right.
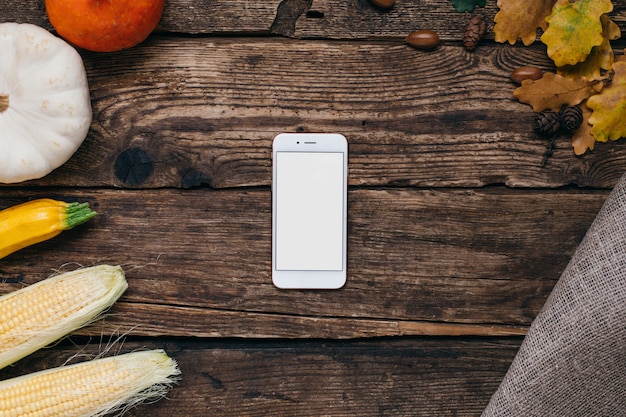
[
  {"x1": 511, "y1": 66, "x2": 543, "y2": 84},
  {"x1": 406, "y1": 30, "x2": 439, "y2": 50},
  {"x1": 370, "y1": 0, "x2": 395, "y2": 9}
]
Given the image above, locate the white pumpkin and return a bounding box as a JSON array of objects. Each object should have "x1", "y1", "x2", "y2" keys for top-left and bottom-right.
[{"x1": 0, "y1": 23, "x2": 92, "y2": 183}]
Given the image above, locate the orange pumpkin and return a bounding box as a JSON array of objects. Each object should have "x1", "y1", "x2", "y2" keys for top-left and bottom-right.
[{"x1": 45, "y1": 0, "x2": 165, "y2": 52}]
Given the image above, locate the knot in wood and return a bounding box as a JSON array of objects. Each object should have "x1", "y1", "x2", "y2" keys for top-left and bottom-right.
[{"x1": 114, "y1": 147, "x2": 154, "y2": 186}]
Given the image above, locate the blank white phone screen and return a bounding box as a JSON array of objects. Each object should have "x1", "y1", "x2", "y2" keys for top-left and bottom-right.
[{"x1": 275, "y1": 151, "x2": 345, "y2": 271}]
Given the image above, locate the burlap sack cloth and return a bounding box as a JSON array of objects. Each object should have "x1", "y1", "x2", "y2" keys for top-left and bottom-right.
[{"x1": 482, "y1": 174, "x2": 626, "y2": 417}]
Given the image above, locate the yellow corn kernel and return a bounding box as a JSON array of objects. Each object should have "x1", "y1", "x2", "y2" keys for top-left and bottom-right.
[
  {"x1": 0, "y1": 265, "x2": 127, "y2": 370},
  {"x1": 0, "y1": 198, "x2": 97, "y2": 260},
  {"x1": 0, "y1": 350, "x2": 180, "y2": 417}
]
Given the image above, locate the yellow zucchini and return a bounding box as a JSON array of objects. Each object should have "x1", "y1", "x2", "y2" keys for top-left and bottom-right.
[{"x1": 0, "y1": 199, "x2": 97, "y2": 260}]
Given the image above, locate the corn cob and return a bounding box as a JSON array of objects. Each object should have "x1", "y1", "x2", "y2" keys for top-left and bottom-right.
[
  {"x1": 0, "y1": 198, "x2": 97, "y2": 260},
  {"x1": 0, "y1": 349, "x2": 180, "y2": 417},
  {"x1": 0, "y1": 265, "x2": 127, "y2": 370}
]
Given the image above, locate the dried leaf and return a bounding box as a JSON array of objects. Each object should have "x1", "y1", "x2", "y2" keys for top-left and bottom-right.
[
  {"x1": 494, "y1": 0, "x2": 557, "y2": 46},
  {"x1": 514, "y1": 73, "x2": 595, "y2": 112},
  {"x1": 541, "y1": 0, "x2": 613, "y2": 67},
  {"x1": 571, "y1": 103, "x2": 595, "y2": 155},
  {"x1": 601, "y1": 14, "x2": 622, "y2": 42},
  {"x1": 449, "y1": 0, "x2": 486, "y2": 13},
  {"x1": 588, "y1": 61, "x2": 626, "y2": 142},
  {"x1": 558, "y1": 15, "x2": 621, "y2": 81}
]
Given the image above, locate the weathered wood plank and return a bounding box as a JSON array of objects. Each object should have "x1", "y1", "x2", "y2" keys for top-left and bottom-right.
[
  {"x1": 0, "y1": 1, "x2": 49, "y2": 27},
  {"x1": 0, "y1": 337, "x2": 521, "y2": 417},
  {"x1": 0, "y1": 187, "x2": 606, "y2": 338},
  {"x1": 284, "y1": 0, "x2": 500, "y2": 40},
  {"x1": 3, "y1": 2, "x2": 615, "y2": 416},
  {"x1": 76, "y1": 302, "x2": 528, "y2": 339},
  {"x1": 5, "y1": 37, "x2": 623, "y2": 190},
  {"x1": 2, "y1": 0, "x2": 626, "y2": 41},
  {"x1": 170, "y1": 0, "x2": 626, "y2": 40}
]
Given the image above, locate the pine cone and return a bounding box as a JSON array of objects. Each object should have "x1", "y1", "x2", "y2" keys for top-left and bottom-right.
[
  {"x1": 534, "y1": 110, "x2": 561, "y2": 137},
  {"x1": 463, "y1": 14, "x2": 486, "y2": 51},
  {"x1": 560, "y1": 105, "x2": 583, "y2": 132}
]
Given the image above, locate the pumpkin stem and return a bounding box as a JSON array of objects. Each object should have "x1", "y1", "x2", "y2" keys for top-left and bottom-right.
[{"x1": 0, "y1": 94, "x2": 8, "y2": 112}]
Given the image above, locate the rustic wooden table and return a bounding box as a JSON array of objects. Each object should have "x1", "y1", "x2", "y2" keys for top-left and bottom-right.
[{"x1": 2, "y1": 1, "x2": 626, "y2": 415}]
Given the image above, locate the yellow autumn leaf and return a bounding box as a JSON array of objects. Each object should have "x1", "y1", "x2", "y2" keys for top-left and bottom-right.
[
  {"x1": 571, "y1": 102, "x2": 595, "y2": 155},
  {"x1": 541, "y1": 0, "x2": 613, "y2": 67},
  {"x1": 494, "y1": 0, "x2": 557, "y2": 46},
  {"x1": 514, "y1": 72, "x2": 595, "y2": 112},
  {"x1": 558, "y1": 15, "x2": 621, "y2": 81},
  {"x1": 588, "y1": 61, "x2": 626, "y2": 142}
]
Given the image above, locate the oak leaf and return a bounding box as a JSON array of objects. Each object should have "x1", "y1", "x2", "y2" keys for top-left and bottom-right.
[
  {"x1": 494, "y1": 0, "x2": 557, "y2": 46},
  {"x1": 541, "y1": 0, "x2": 613, "y2": 67},
  {"x1": 587, "y1": 61, "x2": 626, "y2": 142},
  {"x1": 558, "y1": 15, "x2": 621, "y2": 81},
  {"x1": 571, "y1": 103, "x2": 595, "y2": 155},
  {"x1": 449, "y1": 0, "x2": 486, "y2": 12},
  {"x1": 514, "y1": 73, "x2": 595, "y2": 112}
]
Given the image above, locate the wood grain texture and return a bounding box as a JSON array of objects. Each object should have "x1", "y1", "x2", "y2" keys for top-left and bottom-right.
[
  {"x1": 3, "y1": 1, "x2": 626, "y2": 189},
  {"x1": 2, "y1": 37, "x2": 621, "y2": 190},
  {"x1": 0, "y1": 337, "x2": 522, "y2": 417},
  {"x1": 2, "y1": 2, "x2": 624, "y2": 415},
  {"x1": 2, "y1": 0, "x2": 626, "y2": 41},
  {"x1": 0, "y1": 187, "x2": 606, "y2": 338}
]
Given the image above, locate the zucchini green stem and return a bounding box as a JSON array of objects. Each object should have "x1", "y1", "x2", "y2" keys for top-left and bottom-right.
[{"x1": 65, "y1": 202, "x2": 97, "y2": 229}]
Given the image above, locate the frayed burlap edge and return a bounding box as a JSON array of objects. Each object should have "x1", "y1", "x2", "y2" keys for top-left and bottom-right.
[{"x1": 481, "y1": 174, "x2": 626, "y2": 417}]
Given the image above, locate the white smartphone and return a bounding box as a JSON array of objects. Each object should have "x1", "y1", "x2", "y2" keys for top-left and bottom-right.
[{"x1": 272, "y1": 133, "x2": 348, "y2": 289}]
